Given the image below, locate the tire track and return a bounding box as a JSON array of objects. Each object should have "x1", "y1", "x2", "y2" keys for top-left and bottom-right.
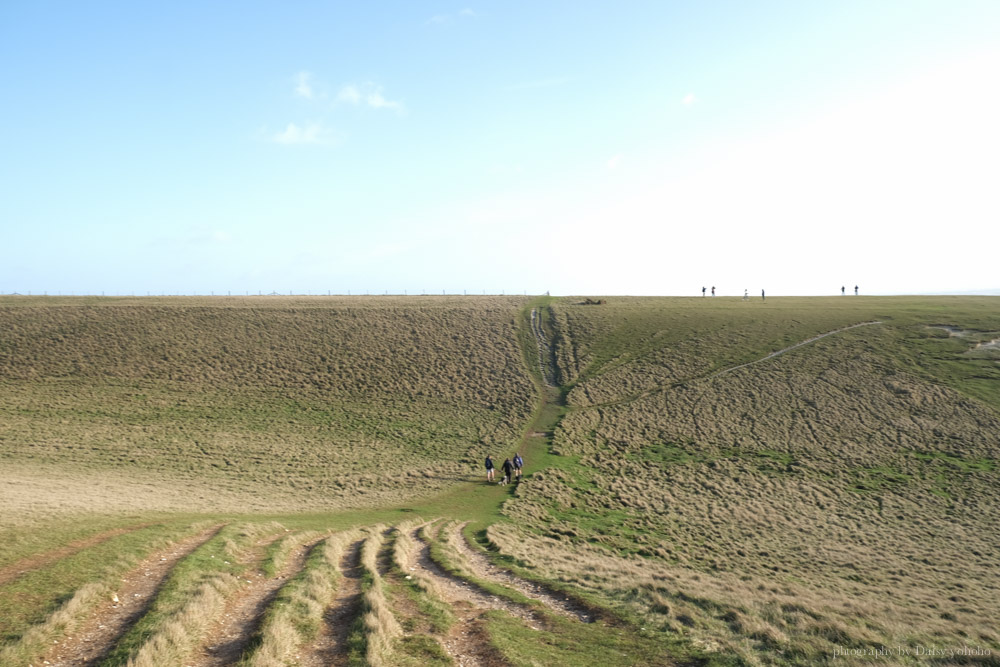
[
  {"x1": 0, "y1": 522, "x2": 155, "y2": 587},
  {"x1": 412, "y1": 524, "x2": 532, "y2": 666},
  {"x1": 531, "y1": 307, "x2": 557, "y2": 387},
  {"x1": 443, "y1": 522, "x2": 596, "y2": 624},
  {"x1": 302, "y1": 537, "x2": 366, "y2": 667},
  {"x1": 38, "y1": 524, "x2": 225, "y2": 667},
  {"x1": 189, "y1": 533, "x2": 322, "y2": 667}
]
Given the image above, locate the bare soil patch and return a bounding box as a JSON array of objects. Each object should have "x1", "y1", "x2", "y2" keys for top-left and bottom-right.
[{"x1": 36, "y1": 524, "x2": 224, "y2": 666}]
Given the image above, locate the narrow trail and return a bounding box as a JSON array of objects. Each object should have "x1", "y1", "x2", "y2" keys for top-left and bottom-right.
[
  {"x1": 190, "y1": 533, "x2": 321, "y2": 667},
  {"x1": 0, "y1": 522, "x2": 154, "y2": 587},
  {"x1": 38, "y1": 524, "x2": 224, "y2": 667},
  {"x1": 445, "y1": 522, "x2": 595, "y2": 624},
  {"x1": 586, "y1": 320, "x2": 884, "y2": 410},
  {"x1": 302, "y1": 538, "x2": 365, "y2": 667},
  {"x1": 702, "y1": 320, "x2": 883, "y2": 382},
  {"x1": 412, "y1": 525, "x2": 530, "y2": 666},
  {"x1": 530, "y1": 307, "x2": 557, "y2": 387}
]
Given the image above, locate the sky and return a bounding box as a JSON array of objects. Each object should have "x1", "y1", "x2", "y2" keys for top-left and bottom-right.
[{"x1": 1, "y1": 1, "x2": 998, "y2": 297}]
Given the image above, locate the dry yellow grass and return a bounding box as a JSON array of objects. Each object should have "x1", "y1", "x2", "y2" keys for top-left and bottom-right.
[
  {"x1": 359, "y1": 526, "x2": 403, "y2": 666},
  {"x1": 245, "y1": 529, "x2": 360, "y2": 667},
  {"x1": 0, "y1": 296, "x2": 535, "y2": 517},
  {"x1": 496, "y1": 297, "x2": 1000, "y2": 664}
]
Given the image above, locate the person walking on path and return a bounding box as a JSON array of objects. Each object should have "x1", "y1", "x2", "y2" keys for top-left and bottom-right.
[
  {"x1": 702, "y1": 286, "x2": 706, "y2": 297},
  {"x1": 743, "y1": 289, "x2": 748, "y2": 301},
  {"x1": 711, "y1": 286, "x2": 716, "y2": 296},
  {"x1": 513, "y1": 453, "x2": 524, "y2": 481},
  {"x1": 841, "y1": 286, "x2": 845, "y2": 295},
  {"x1": 855, "y1": 285, "x2": 859, "y2": 295},
  {"x1": 501, "y1": 458, "x2": 514, "y2": 484},
  {"x1": 761, "y1": 289, "x2": 766, "y2": 301},
  {"x1": 485, "y1": 455, "x2": 495, "y2": 482}
]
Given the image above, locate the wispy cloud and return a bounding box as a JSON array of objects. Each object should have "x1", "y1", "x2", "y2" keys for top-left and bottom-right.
[
  {"x1": 505, "y1": 76, "x2": 574, "y2": 91},
  {"x1": 425, "y1": 7, "x2": 476, "y2": 25},
  {"x1": 270, "y1": 122, "x2": 334, "y2": 145},
  {"x1": 294, "y1": 71, "x2": 314, "y2": 99},
  {"x1": 682, "y1": 92, "x2": 697, "y2": 105},
  {"x1": 337, "y1": 83, "x2": 404, "y2": 112},
  {"x1": 337, "y1": 85, "x2": 362, "y2": 105},
  {"x1": 607, "y1": 154, "x2": 623, "y2": 170}
]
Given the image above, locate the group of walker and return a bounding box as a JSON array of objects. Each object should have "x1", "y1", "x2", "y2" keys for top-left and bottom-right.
[{"x1": 484, "y1": 453, "x2": 523, "y2": 484}]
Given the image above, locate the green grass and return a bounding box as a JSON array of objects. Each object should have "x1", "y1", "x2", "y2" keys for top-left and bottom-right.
[
  {"x1": 99, "y1": 522, "x2": 281, "y2": 665},
  {"x1": 0, "y1": 519, "x2": 200, "y2": 644},
  {"x1": 3, "y1": 295, "x2": 1000, "y2": 665}
]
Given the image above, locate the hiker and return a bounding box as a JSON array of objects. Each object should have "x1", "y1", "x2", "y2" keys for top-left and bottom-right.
[
  {"x1": 513, "y1": 453, "x2": 524, "y2": 481},
  {"x1": 841, "y1": 286, "x2": 845, "y2": 295},
  {"x1": 485, "y1": 455, "x2": 495, "y2": 482},
  {"x1": 702, "y1": 286, "x2": 706, "y2": 297},
  {"x1": 743, "y1": 289, "x2": 748, "y2": 301},
  {"x1": 761, "y1": 289, "x2": 765, "y2": 301},
  {"x1": 855, "y1": 285, "x2": 859, "y2": 295},
  {"x1": 501, "y1": 457, "x2": 514, "y2": 484},
  {"x1": 711, "y1": 286, "x2": 716, "y2": 296}
]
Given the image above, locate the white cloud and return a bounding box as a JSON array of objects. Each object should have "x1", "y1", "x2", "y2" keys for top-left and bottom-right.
[
  {"x1": 270, "y1": 122, "x2": 332, "y2": 145},
  {"x1": 365, "y1": 89, "x2": 401, "y2": 111},
  {"x1": 337, "y1": 82, "x2": 404, "y2": 112},
  {"x1": 459, "y1": 8, "x2": 475, "y2": 16},
  {"x1": 606, "y1": 154, "x2": 623, "y2": 170},
  {"x1": 294, "y1": 71, "x2": 314, "y2": 99},
  {"x1": 682, "y1": 92, "x2": 697, "y2": 105},
  {"x1": 337, "y1": 84, "x2": 362, "y2": 105}
]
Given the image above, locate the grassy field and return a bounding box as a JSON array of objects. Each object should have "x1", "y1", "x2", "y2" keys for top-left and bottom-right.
[
  {"x1": 0, "y1": 295, "x2": 534, "y2": 520},
  {"x1": 501, "y1": 295, "x2": 1000, "y2": 664},
  {"x1": 1, "y1": 294, "x2": 998, "y2": 665}
]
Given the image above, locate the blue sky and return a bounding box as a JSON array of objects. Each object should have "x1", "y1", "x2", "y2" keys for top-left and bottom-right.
[{"x1": 2, "y1": 1, "x2": 998, "y2": 296}]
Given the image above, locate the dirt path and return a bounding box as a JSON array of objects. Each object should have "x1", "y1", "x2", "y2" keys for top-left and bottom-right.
[
  {"x1": 701, "y1": 320, "x2": 883, "y2": 382},
  {"x1": 189, "y1": 533, "x2": 321, "y2": 667},
  {"x1": 589, "y1": 320, "x2": 885, "y2": 410},
  {"x1": 530, "y1": 307, "x2": 557, "y2": 387},
  {"x1": 411, "y1": 524, "x2": 536, "y2": 666},
  {"x1": 37, "y1": 524, "x2": 224, "y2": 667},
  {"x1": 300, "y1": 538, "x2": 365, "y2": 667},
  {"x1": 0, "y1": 522, "x2": 154, "y2": 586},
  {"x1": 443, "y1": 522, "x2": 595, "y2": 623}
]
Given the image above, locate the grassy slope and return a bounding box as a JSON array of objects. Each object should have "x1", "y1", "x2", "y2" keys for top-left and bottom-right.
[
  {"x1": 3, "y1": 295, "x2": 1000, "y2": 665},
  {"x1": 0, "y1": 295, "x2": 534, "y2": 518},
  {"x1": 498, "y1": 296, "x2": 1000, "y2": 664}
]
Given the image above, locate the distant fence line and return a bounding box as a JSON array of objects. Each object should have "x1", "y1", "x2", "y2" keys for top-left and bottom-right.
[{"x1": 1, "y1": 289, "x2": 535, "y2": 297}]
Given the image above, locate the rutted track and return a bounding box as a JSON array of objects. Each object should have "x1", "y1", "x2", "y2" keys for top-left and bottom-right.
[
  {"x1": 38, "y1": 524, "x2": 224, "y2": 667},
  {"x1": 444, "y1": 522, "x2": 596, "y2": 624},
  {"x1": 302, "y1": 537, "x2": 366, "y2": 667},
  {"x1": 530, "y1": 307, "x2": 557, "y2": 387},
  {"x1": 189, "y1": 533, "x2": 323, "y2": 666},
  {"x1": 0, "y1": 522, "x2": 155, "y2": 587},
  {"x1": 412, "y1": 523, "x2": 532, "y2": 665}
]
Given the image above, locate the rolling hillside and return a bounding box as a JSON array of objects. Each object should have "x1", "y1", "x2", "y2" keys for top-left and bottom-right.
[{"x1": 1, "y1": 294, "x2": 998, "y2": 666}]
